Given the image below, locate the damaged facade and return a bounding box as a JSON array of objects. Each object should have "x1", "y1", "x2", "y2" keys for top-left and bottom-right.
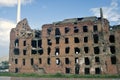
[{"x1": 9, "y1": 13, "x2": 120, "y2": 75}]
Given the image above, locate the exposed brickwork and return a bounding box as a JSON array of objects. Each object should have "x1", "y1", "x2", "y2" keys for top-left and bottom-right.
[{"x1": 9, "y1": 16, "x2": 120, "y2": 75}]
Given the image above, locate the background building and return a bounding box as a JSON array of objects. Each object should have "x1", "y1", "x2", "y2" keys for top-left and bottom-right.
[{"x1": 9, "y1": 10, "x2": 120, "y2": 74}]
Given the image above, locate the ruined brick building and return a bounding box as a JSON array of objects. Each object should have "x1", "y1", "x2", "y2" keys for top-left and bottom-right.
[{"x1": 9, "y1": 9, "x2": 120, "y2": 75}]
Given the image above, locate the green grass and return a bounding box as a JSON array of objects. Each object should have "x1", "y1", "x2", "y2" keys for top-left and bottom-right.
[{"x1": 0, "y1": 72, "x2": 120, "y2": 78}]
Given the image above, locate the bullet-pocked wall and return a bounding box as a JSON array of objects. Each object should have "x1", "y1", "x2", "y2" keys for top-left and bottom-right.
[{"x1": 9, "y1": 17, "x2": 120, "y2": 75}]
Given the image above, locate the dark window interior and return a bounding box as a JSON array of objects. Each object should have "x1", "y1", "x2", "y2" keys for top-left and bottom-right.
[
  {"x1": 93, "y1": 25, "x2": 98, "y2": 32},
  {"x1": 14, "y1": 48, "x2": 19, "y2": 55},
  {"x1": 74, "y1": 26, "x2": 79, "y2": 33},
  {"x1": 94, "y1": 47, "x2": 100, "y2": 54},
  {"x1": 47, "y1": 27, "x2": 52, "y2": 35},
  {"x1": 23, "y1": 50, "x2": 26, "y2": 55},
  {"x1": 23, "y1": 59, "x2": 25, "y2": 66},
  {"x1": 85, "y1": 57, "x2": 90, "y2": 65},
  {"x1": 31, "y1": 40, "x2": 37, "y2": 48},
  {"x1": 56, "y1": 37, "x2": 60, "y2": 44},
  {"x1": 66, "y1": 68, "x2": 70, "y2": 73},
  {"x1": 47, "y1": 58, "x2": 50, "y2": 65},
  {"x1": 95, "y1": 57, "x2": 100, "y2": 62},
  {"x1": 55, "y1": 48, "x2": 59, "y2": 55},
  {"x1": 15, "y1": 59, "x2": 18, "y2": 64},
  {"x1": 65, "y1": 27, "x2": 70, "y2": 33},
  {"x1": 65, "y1": 58, "x2": 70, "y2": 64},
  {"x1": 35, "y1": 30, "x2": 41, "y2": 38},
  {"x1": 65, "y1": 38, "x2": 69, "y2": 44},
  {"x1": 84, "y1": 47, "x2": 89, "y2": 53},
  {"x1": 84, "y1": 37, "x2": 88, "y2": 43},
  {"x1": 31, "y1": 58, "x2": 34, "y2": 65},
  {"x1": 74, "y1": 37, "x2": 79, "y2": 43},
  {"x1": 74, "y1": 47, "x2": 80, "y2": 54},
  {"x1": 93, "y1": 34, "x2": 99, "y2": 43},
  {"x1": 38, "y1": 49, "x2": 43, "y2": 55},
  {"x1": 38, "y1": 40, "x2": 42, "y2": 48},
  {"x1": 47, "y1": 47, "x2": 51, "y2": 55},
  {"x1": 95, "y1": 68, "x2": 101, "y2": 74},
  {"x1": 39, "y1": 58, "x2": 42, "y2": 64},
  {"x1": 110, "y1": 46, "x2": 116, "y2": 54},
  {"x1": 23, "y1": 41, "x2": 26, "y2": 46},
  {"x1": 65, "y1": 47, "x2": 70, "y2": 54},
  {"x1": 83, "y1": 26, "x2": 88, "y2": 32},
  {"x1": 47, "y1": 39, "x2": 52, "y2": 46},
  {"x1": 31, "y1": 50, "x2": 37, "y2": 54},
  {"x1": 109, "y1": 35, "x2": 115, "y2": 43},
  {"x1": 111, "y1": 56, "x2": 116, "y2": 64},
  {"x1": 55, "y1": 28, "x2": 61, "y2": 36},
  {"x1": 85, "y1": 68, "x2": 90, "y2": 74}
]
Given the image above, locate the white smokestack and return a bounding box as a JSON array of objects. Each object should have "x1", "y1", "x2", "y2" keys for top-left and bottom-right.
[{"x1": 17, "y1": 0, "x2": 21, "y2": 23}]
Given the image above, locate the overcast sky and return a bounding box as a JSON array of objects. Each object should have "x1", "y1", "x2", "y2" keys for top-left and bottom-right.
[{"x1": 0, "y1": 0, "x2": 120, "y2": 57}]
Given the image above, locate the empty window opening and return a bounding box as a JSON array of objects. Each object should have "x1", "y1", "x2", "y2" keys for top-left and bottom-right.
[
  {"x1": 95, "y1": 68, "x2": 101, "y2": 74},
  {"x1": 111, "y1": 56, "x2": 116, "y2": 64},
  {"x1": 47, "y1": 39, "x2": 52, "y2": 46},
  {"x1": 23, "y1": 50, "x2": 26, "y2": 55},
  {"x1": 110, "y1": 46, "x2": 116, "y2": 54},
  {"x1": 47, "y1": 27, "x2": 52, "y2": 35},
  {"x1": 65, "y1": 27, "x2": 70, "y2": 33},
  {"x1": 14, "y1": 39, "x2": 19, "y2": 47},
  {"x1": 55, "y1": 28, "x2": 61, "y2": 36},
  {"x1": 93, "y1": 25, "x2": 98, "y2": 32},
  {"x1": 94, "y1": 47, "x2": 100, "y2": 54},
  {"x1": 74, "y1": 26, "x2": 79, "y2": 33},
  {"x1": 38, "y1": 49, "x2": 43, "y2": 55},
  {"x1": 66, "y1": 68, "x2": 70, "y2": 74},
  {"x1": 65, "y1": 47, "x2": 70, "y2": 54},
  {"x1": 85, "y1": 57, "x2": 90, "y2": 65},
  {"x1": 84, "y1": 47, "x2": 89, "y2": 53},
  {"x1": 85, "y1": 68, "x2": 90, "y2": 74},
  {"x1": 93, "y1": 34, "x2": 99, "y2": 43},
  {"x1": 95, "y1": 57, "x2": 100, "y2": 63},
  {"x1": 75, "y1": 64, "x2": 80, "y2": 74},
  {"x1": 39, "y1": 58, "x2": 42, "y2": 64},
  {"x1": 56, "y1": 37, "x2": 60, "y2": 44},
  {"x1": 38, "y1": 40, "x2": 42, "y2": 48},
  {"x1": 31, "y1": 50, "x2": 37, "y2": 54},
  {"x1": 23, "y1": 59, "x2": 25, "y2": 66},
  {"x1": 65, "y1": 58, "x2": 70, "y2": 64},
  {"x1": 84, "y1": 37, "x2": 88, "y2": 43},
  {"x1": 31, "y1": 58, "x2": 34, "y2": 65},
  {"x1": 109, "y1": 35, "x2": 115, "y2": 43},
  {"x1": 55, "y1": 48, "x2": 59, "y2": 56},
  {"x1": 65, "y1": 38, "x2": 69, "y2": 44},
  {"x1": 74, "y1": 47, "x2": 80, "y2": 54},
  {"x1": 47, "y1": 47, "x2": 51, "y2": 55},
  {"x1": 83, "y1": 26, "x2": 88, "y2": 32},
  {"x1": 31, "y1": 40, "x2": 37, "y2": 48},
  {"x1": 35, "y1": 30, "x2": 41, "y2": 38},
  {"x1": 47, "y1": 58, "x2": 50, "y2": 65},
  {"x1": 23, "y1": 40, "x2": 26, "y2": 46},
  {"x1": 74, "y1": 37, "x2": 80, "y2": 43},
  {"x1": 15, "y1": 68, "x2": 19, "y2": 73},
  {"x1": 14, "y1": 48, "x2": 19, "y2": 55},
  {"x1": 75, "y1": 57, "x2": 79, "y2": 64},
  {"x1": 15, "y1": 59, "x2": 18, "y2": 64},
  {"x1": 56, "y1": 58, "x2": 60, "y2": 65}
]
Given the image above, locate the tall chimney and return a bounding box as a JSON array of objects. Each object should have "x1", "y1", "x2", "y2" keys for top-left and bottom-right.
[
  {"x1": 17, "y1": 0, "x2": 21, "y2": 23},
  {"x1": 100, "y1": 8, "x2": 103, "y2": 19}
]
